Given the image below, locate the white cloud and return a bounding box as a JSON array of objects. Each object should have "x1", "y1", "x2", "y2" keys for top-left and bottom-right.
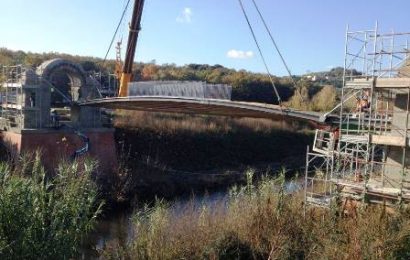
[
  {"x1": 176, "y1": 7, "x2": 193, "y2": 23},
  {"x1": 226, "y1": 49, "x2": 254, "y2": 59}
]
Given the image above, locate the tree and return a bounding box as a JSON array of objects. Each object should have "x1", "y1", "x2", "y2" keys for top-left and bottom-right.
[
  {"x1": 0, "y1": 48, "x2": 304, "y2": 104},
  {"x1": 0, "y1": 48, "x2": 14, "y2": 66},
  {"x1": 285, "y1": 80, "x2": 311, "y2": 110},
  {"x1": 24, "y1": 53, "x2": 44, "y2": 67},
  {"x1": 311, "y1": 85, "x2": 337, "y2": 112},
  {"x1": 80, "y1": 60, "x2": 99, "y2": 72},
  {"x1": 141, "y1": 64, "x2": 159, "y2": 80},
  {"x1": 205, "y1": 69, "x2": 222, "y2": 83}
]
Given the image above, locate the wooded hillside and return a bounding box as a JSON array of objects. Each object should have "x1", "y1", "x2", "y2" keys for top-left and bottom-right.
[{"x1": 0, "y1": 48, "x2": 337, "y2": 110}]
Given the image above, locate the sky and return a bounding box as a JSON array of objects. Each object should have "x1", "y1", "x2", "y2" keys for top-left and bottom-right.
[{"x1": 1, "y1": 0, "x2": 410, "y2": 76}]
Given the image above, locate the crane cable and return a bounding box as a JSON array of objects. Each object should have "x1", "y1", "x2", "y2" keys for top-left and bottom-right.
[
  {"x1": 102, "y1": 0, "x2": 132, "y2": 67},
  {"x1": 250, "y1": 0, "x2": 304, "y2": 102},
  {"x1": 237, "y1": 0, "x2": 282, "y2": 106}
]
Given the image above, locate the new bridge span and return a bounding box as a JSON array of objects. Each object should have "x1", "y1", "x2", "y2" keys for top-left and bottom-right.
[{"x1": 81, "y1": 96, "x2": 336, "y2": 124}]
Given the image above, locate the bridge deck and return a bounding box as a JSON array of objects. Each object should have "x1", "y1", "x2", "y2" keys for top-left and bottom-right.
[{"x1": 81, "y1": 96, "x2": 330, "y2": 123}]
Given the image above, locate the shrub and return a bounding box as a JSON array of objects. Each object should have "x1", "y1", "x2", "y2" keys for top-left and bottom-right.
[
  {"x1": 104, "y1": 172, "x2": 410, "y2": 259},
  {"x1": 285, "y1": 84, "x2": 311, "y2": 110},
  {"x1": 0, "y1": 152, "x2": 103, "y2": 259},
  {"x1": 203, "y1": 232, "x2": 255, "y2": 260},
  {"x1": 311, "y1": 85, "x2": 337, "y2": 112}
]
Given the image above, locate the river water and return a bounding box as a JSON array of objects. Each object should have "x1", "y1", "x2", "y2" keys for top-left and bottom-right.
[{"x1": 81, "y1": 179, "x2": 303, "y2": 259}]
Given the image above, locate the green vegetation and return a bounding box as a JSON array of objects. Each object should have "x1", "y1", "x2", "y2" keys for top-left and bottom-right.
[
  {"x1": 0, "y1": 48, "x2": 353, "y2": 258},
  {"x1": 115, "y1": 111, "x2": 312, "y2": 172},
  {"x1": 104, "y1": 172, "x2": 410, "y2": 260},
  {"x1": 0, "y1": 152, "x2": 103, "y2": 259},
  {"x1": 0, "y1": 48, "x2": 337, "y2": 109},
  {"x1": 286, "y1": 83, "x2": 337, "y2": 111},
  {"x1": 304, "y1": 67, "x2": 360, "y2": 88},
  {"x1": 311, "y1": 85, "x2": 337, "y2": 111},
  {"x1": 112, "y1": 111, "x2": 313, "y2": 201}
]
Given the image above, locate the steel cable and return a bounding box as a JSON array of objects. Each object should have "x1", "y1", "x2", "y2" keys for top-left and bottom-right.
[
  {"x1": 250, "y1": 0, "x2": 303, "y2": 101},
  {"x1": 237, "y1": 0, "x2": 282, "y2": 105},
  {"x1": 102, "y1": 0, "x2": 132, "y2": 66}
]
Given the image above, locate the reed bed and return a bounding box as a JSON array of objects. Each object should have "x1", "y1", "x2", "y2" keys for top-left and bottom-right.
[{"x1": 104, "y1": 171, "x2": 410, "y2": 259}]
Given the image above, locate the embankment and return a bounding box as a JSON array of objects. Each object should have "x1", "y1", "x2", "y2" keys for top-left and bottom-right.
[{"x1": 111, "y1": 111, "x2": 314, "y2": 202}]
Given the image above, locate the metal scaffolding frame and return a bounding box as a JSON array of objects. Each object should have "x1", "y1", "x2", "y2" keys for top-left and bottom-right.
[
  {"x1": 0, "y1": 62, "x2": 109, "y2": 130},
  {"x1": 305, "y1": 24, "x2": 410, "y2": 209},
  {"x1": 1, "y1": 65, "x2": 25, "y2": 128}
]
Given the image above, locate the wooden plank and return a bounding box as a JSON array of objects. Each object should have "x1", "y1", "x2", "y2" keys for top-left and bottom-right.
[
  {"x1": 375, "y1": 78, "x2": 410, "y2": 88},
  {"x1": 370, "y1": 134, "x2": 406, "y2": 147},
  {"x1": 347, "y1": 78, "x2": 410, "y2": 88}
]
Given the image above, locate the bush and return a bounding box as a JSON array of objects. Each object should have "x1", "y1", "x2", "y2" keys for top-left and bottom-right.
[
  {"x1": 0, "y1": 152, "x2": 103, "y2": 259},
  {"x1": 104, "y1": 171, "x2": 410, "y2": 259},
  {"x1": 203, "y1": 232, "x2": 255, "y2": 259},
  {"x1": 285, "y1": 83, "x2": 311, "y2": 110},
  {"x1": 311, "y1": 85, "x2": 337, "y2": 112}
]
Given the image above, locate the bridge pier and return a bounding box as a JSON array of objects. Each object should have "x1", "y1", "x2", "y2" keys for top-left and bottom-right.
[
  {"x1": 1, "y1": 128, "x2": 117, "y2": 173},
  {"x1": 0, "y1": 59, "x2": 118, "y2": 174}
]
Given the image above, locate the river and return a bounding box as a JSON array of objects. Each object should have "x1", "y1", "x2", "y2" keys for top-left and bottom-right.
[{"x1": 81, "y1": 179, "x2": 303, "y2": 259}]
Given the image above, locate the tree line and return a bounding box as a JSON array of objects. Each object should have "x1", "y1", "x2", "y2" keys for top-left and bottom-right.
[{"x1": 0, "y1": 48, "x2": 338, "y2": 111}]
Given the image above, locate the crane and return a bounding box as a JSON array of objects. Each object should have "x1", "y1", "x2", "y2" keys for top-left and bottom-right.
[
  {"x1": 118, "y1": 0, "x2": 145, "y2": 97},
  {"x1": 114, "y1": 0, "x2": 289, "y2": 104}
]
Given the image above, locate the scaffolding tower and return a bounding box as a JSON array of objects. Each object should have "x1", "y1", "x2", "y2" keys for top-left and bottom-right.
[
  {"x1": 1, "y1": 65, "x2": 26, "y2": 129},
  {"x1": 305, "y1": 23, "x2": 410, "y2": 209}
]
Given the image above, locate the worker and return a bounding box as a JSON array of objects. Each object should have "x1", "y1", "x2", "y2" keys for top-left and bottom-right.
[
  {"x1": 51, "y1": 110, "x2": 60, "y2": 129},
  {"x1": 355, "y1": 97, "x2": 360, "y2": 112},
  {"x1": 332, "y1": 127, "x2": 340, "y2": 150},
  {"x1": 355, "y1": 91, "x2": 370, "y2": 112},
  {"x1": 362, "y1": 90, "x2": 370, "y2": 108},
  {"x1": 29, "y1": 93, "x2": 36, "y2": 107}
]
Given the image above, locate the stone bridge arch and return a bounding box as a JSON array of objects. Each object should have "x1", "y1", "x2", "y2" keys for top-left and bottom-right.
[
  {"x1": 36, "y1": 59, "x2": 101, "y2": 128},
  {"x1": 37, "y1": 58, "x2": 90, "y2": 104}
]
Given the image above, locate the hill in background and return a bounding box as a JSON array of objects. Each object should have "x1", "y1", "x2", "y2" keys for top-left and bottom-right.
[{"x1": 0, "y1": 48, "x2": 338, "y2": 110}]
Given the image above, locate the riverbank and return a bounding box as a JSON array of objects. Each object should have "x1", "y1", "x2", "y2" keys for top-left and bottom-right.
[
  {"x1": 108, "y1": 111, "x2": 313, "y2": 205},
  {"x1": 101, "y1": 174, "x2": 410, "y2": 259},
  {"x1": 83, "y1": 173, "x2": 303, "y2": 259}
]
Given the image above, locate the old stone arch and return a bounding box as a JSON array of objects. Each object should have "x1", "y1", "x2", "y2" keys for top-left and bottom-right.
[
  {"x1": 37, "y1": 59, "x2": 87, "y2": 106},
  {"x1": 36, "y1": 59, "x2": 101, "y2": 127}
]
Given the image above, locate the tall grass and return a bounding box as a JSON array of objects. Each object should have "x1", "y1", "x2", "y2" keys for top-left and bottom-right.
[
  {"x1": 0, "y1": 151, "x2": 103, "y2": 259},
  {"x1": 114, "y1": 111, "x2": 313, "y2": 172},
  {"x1": 114, "y1": 111, "x2": 308, "y2": 134},
  {"x1": 104, "y1": 171, "x2": 410, "y2": 259}
]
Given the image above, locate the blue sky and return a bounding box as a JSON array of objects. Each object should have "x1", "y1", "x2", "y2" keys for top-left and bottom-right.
[{"x1": 1, "y1": 0, "x2": 409, "y2": 75}]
